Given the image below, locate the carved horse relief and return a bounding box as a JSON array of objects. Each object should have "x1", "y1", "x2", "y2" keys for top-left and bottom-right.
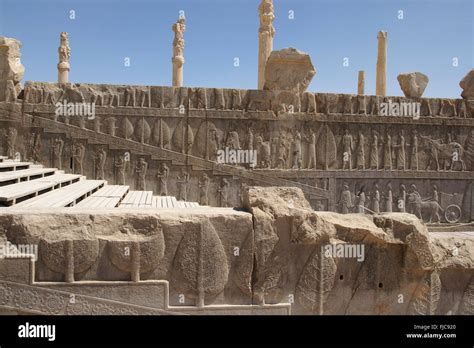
[
  {"x1": 420, "y1": 136, "x2": 465, "y2": 171},
  {"x1": 407, "y1": 192, "x2": 443, "y2": 223}
]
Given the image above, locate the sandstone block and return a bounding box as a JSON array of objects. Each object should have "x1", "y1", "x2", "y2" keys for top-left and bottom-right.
[
  {"x1": 460, "y1": 69, "x2": 474, "y2": 99},
  {"x1": 263, "y1": 48, "x2": 316, "y2": 93},
  {"x1": 397, "y1": 72, "x2": 429, "y2": 98}
]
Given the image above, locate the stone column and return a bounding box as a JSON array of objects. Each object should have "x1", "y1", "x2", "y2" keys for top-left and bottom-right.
[
  {"x1": 131, "y1": 241, "x2": 141, "y2": 282},
  {"x1": 258, "y1": 0, "x2": 275, "y2": 89},
  {"x1": 376, "y1": 31, "x2": 387, "y2": 96},
  {"x1": 358, "y1": 70, "x2": 365, "y2": 95},
  {"x1": 65, "y1": 240, "x2": 75, "y2": 283},
  {"x1": 57, "y1": 32, "x2": 71, "y2": 84},
  {"x1": 172, "y1": 16, "x2": 186, "y2": 87}
]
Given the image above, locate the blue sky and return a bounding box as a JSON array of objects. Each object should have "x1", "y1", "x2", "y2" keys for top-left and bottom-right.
[{"x1": 0, "y1": 0, "x2": 472, "y2": 98}]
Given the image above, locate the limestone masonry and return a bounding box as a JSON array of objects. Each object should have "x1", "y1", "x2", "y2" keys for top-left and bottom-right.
[{"x1": 0, "y1": 0, "x2": 473, "y2": 315}]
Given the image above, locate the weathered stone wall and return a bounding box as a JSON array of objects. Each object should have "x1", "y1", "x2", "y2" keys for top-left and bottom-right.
[
  {"x1": 0, "y1": 81, "x2": 473, "y2": 221},
  {"x1": 242, "y1": 186, "x2": 474, "y2": 315},
  {"x1": 0, "y1": 208, "x2": 253, "y2": 307},
  {"x1": 0, "y1": 187, "x2": 473, "y2": 315},
  {"x1": 0, "y1": 37, "x2": 25, "y2": 102}
]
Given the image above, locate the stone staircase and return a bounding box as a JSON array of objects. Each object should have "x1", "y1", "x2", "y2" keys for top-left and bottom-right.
[
  {"x1": 24, "y1": 112, "x2": 329, "y2": 200},
  {"x1": 0, "y1": 255, "x2": 290, "y2": 316},
  {"x1": 0, "y1": 273, "x2": 290, "y2": 315},
  {"x1": 0, "y1": 279, "x2": 177, "y2": 315},
  {"x1": 0, "y1": 156, "x2": 200, "y2": 209}
]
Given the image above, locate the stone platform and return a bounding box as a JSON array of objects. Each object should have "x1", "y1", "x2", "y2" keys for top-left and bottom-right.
[{"x1": 0, "y1": 186, "x2": 473, "y2": 315}]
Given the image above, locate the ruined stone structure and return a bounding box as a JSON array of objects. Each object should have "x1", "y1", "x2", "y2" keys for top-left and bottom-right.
[
  {"x1": 57, "y1": 32, "x2": 71, "y2": 84},
  {"x1": 172, "y1": 16, "x2": 186, "y2": 87},
  {"x1": 358, "y1": 70, "x2": 365, "y2": 95},
  {"x1": 5, "y1": 78, "x2": 471, "y2": 224},
  {"x1": 258, "y1": 0, "x2": 275, "y2": 89},
  {"x1": 0, "y1": 186, "x2": 473, "y2": 315},
  {"x1": 0, "y1": 3, "x2": 472, "y2": 316},
  {"x1": 0, "y1": 37, "x2": 24, "y2": 102},
  {"x1": 376, "y1": 31, "x2": 388, "y2": 96}
]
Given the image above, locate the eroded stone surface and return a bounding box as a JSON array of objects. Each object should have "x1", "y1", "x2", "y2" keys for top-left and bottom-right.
[
  {"x1": 0, "y1": 37, "x2": 24, "y2": 83},
  {"x1": 0, "y1": 208, "x2": 254, "y2": 307},
  {"x1": 1, "y1": 79, "x2": 473, "y2": 225},
  {"x1": 263, "y1": 48, "x2": 316, "y2": 93},
  {"x1": 0, "y1": 37, "x2": 25, "y2": 101},
  {"x1": 397, "y1": 72, "x2": 429, "y2": 98},
  {"x1": 243, "y1": 186, "x2": 474, "y2": 314},
  {"x1": 460, "y1": 69, "x2": 474, "y2": 99},
  {"x1": 0, "y1": 187, "x2": 473, "y2": 315}
]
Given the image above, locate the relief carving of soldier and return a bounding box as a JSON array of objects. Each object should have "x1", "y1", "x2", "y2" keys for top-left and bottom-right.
[
  {"x1": 339, "y1": 183, "x2": 352, "y2": 214},
  {"x1": 72, "y1": 142, "x2": 85, "y2": 175},
  {"x1": 393, "y1": 130, "x2": 406, "y2": 170},
  {"x1": 218, "y1": 178, "x2": 230, "y2": 207},
  {"x1": 51, "y1": 138, "x2": 64, "y2": 170},
  {"x1": 342, "y1": 128, "x2": 354, "y2": 170},
  {"x1": 256, "y1": 136, "x2": 271, "y2": 169},
  {"x1": 356, "y1": 185, "x2": 366, "y2": 214},
  {"x1": 384, "y1": 182, "x2": 393, "y2": 212},
  {"x1": 156, "y1": 163, "x2": 170, "y2": 196},
  {"x1": 114, "y1": 154, "x2": 127, "y2": 185},
  {"x1": 95, "y1": 147, "x2": 107, "y2": 180},
  {"x1": 6, "y1": 127, "x2": 18, "y2": 159},
  {"x1": 135, "y1": 157, "x2": 148, "y2": 190},
  {"x1": 409, "y1": 130, "x2": 419, "y2": 170},
  {"x1": 292, "y1": 131, "x2": 302, "y2": 169},
  {"x1": 276, "y1": 136, "x2": 288, "y2": 169},
  {"x1": 306, "y1": 131, "x2": 317, "y2": 169},
  {"x1": 382, "y1": 130, "x2": 393, "y2": 170},
  {"x1": 176, "y1": 168, "x2": 189, "y2": 201},
  {"x1": 398, "y1": 184, "x2": 407, "y2": 212},
  {"x1": 356, "y1": 132, "x2": 366, "y2": 170},
  {"x1": 372, "y1": 183, "x2": 380, "y2": 213},
  {"x1": 370, "y1": 129, "x2": 380, "y2": 170},
  {"x1": 199, "y1": 173, "x2": 210, "y2": 205}
]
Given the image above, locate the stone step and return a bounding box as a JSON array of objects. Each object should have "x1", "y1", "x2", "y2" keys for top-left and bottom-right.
[
  {"x1": 28, "y1": 164, "x2": 45, "y2": 169},
  {"x1": 15, "y1": 179, "x2": 106, "y2": 208},
  {"x1": 175, "y1": 200, "x2": 200, "y2": 209},
  {"x1": 0, "y1": 161, "x2": 31, "y2": 172},
  {"x1": 0, "y1": 173, "x2": 83, "y2": 206},
  {"x1": 3, "y1": 159, "x2": 41, "y2": 166},
  {"x1": 119, "y1": 190, "x2": 153, "y2": 208},
  {"x1": 0, "y1": 280, "x2": 174, "y2": 315},
  {"x1": 149, "y1": 196, "x2": 177, "y2": 208},
  {"x1": 74, "y1": 185, "x2": 130, "y2": 208},
  {"x1": 0, "y1": 167, "x2": 57, "y2": 186},
  {"x1": 148, "y1": 195, "x2": 195, "y2": 209}
]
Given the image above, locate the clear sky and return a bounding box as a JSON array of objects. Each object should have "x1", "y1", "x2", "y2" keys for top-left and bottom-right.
[{"x1": 0, "y1": 0, "x2": 472, "y2": 98}]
